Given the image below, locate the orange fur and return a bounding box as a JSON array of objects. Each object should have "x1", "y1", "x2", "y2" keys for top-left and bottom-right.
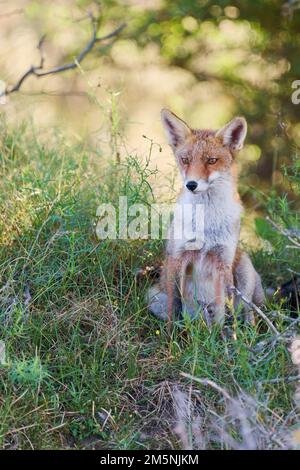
[{"x1": 147, "y1": 109, "x2": 264, "y2": 327}]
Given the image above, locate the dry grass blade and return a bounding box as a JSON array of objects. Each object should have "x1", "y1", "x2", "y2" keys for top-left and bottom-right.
[{"x1": 179, "y1": 372, "x2": 299, "y2": 449}]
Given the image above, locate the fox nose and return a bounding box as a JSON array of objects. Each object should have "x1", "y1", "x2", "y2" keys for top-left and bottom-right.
[{"x1": 186, "y1": 181, "x2": 198, "y2": 192}]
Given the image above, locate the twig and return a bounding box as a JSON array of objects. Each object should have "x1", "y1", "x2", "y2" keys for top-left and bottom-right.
[
  {"x1": 230, "y1": 286, "x2": 280, "y2": 335},
  {"x1": 272, "y1": 315, "x2": 300, "y2": 341},
  {"x1": 249, "y1": 315, "x2": 299, "y2": 365},
  {"x1": 287, "y1": 268, "x2": 300, "y2": 276},
  {"x1": 269, "y1": 310, "x2": 300, "y2": 323},
  {"x1": 266, "y1": 216, "x2": 300, "y2": 248},
  {"x1": 256, "y1": 374, "x2": 300, "y2": 385},
  {"x1": 181, "y1": 372, "x2": 233, "y2": 402},
  {"x1": 1, "y1": 12, "x2": 126, "y2": 98}
]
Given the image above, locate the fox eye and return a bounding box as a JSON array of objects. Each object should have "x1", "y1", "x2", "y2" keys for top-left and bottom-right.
[
  {"x1": 181, "y1": 157, "x2": 189, "y2": 165},
  {"x1": 207, "y1": 157, "x2": 218, "y2": 165}
]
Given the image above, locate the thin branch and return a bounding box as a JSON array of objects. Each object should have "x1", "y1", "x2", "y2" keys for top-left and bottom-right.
[
  {"x1": 269, "y1": 310, "x2": 300, "y2": 323},
  {"x1": 266, "y1": 216, "x2": 300, "y2": 248},
  {"x1": 230, "y1": 285, "x2": 280, "y2": 335},
  {"x1": 180, "y1": 373, "x2": 234, "y2": 402},
  {"x1": 1, "y1": 12, "x2": 126, "y2": 98},
  {"x1": 256, "y1": 374, "x2": 300, "y2": 385},
  {"x1": 287, "y1": 268, "x2": 300, "y2": 276},
  {"x1": 7, "y1": 35, "x2": 46, "y2": 94}
]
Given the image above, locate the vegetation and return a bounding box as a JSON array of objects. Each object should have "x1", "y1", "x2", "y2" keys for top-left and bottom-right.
[
  {"x1": 2, "y1": 0, "x2": 300, "y2": 189},
  {"x1": 101, "y1": 0, "x2": 300, "y2": 183},
  {"x1": 0, "y1": 117, "x2": 299, "y2": 449},
  {"x1": 0, "y1": 0, "x2": 300, "y2": 451}
]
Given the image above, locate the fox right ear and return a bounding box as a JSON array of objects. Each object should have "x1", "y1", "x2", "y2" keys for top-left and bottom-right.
[
  {"x1": 161, "y1": 109, "x2": 191, "y2": 150},
  {"x1": 216, "y1": 117, "x2": 247, "y2": 151}
]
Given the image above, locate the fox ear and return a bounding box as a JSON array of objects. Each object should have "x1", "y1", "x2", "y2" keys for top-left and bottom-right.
[
  {"x1": 161, "y1": 109, "x2": 191, "y2": 150},
  {"x1": 216, "y1": 117, "x2": 247, "y2": 150}
]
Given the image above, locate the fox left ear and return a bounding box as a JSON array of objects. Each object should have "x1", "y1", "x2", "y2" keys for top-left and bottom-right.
[
  {"x1": 161, "y1": 108, "x2": 191, "y2": 150},
  {"x1": 216, "y1": 117, "x2": 247, "y2": 150}
]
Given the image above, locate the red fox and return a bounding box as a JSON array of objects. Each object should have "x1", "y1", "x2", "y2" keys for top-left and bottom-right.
[{"x1": 147, "y1": 109, "x2": 264, "y2": 325}]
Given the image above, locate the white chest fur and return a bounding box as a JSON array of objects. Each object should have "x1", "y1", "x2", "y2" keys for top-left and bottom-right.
[{"x1": 168, "y1": 178, "x2": 242, "y2": 261}]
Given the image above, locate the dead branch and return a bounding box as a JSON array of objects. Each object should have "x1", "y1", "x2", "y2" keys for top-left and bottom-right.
[
  {"x1": 266, "y1": 216, "x2": 300, "y2": 249},
  {"x1": 0, "y1": 11, "x2": 126, "y2": 98},
  {"x1": 230, "y1": 285, "x2": 280, "y2": 335},
  {"x1": 180, "y1": 373, "x2": 234, "y2": 402},
  {"x1": 256, "y1": 374, "x2": 300, "y2": 385}
]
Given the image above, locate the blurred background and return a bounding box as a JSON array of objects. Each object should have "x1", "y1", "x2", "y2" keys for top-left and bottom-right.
[{"x1": 1, "y1": 0, "x2": 300, "y2": 197}]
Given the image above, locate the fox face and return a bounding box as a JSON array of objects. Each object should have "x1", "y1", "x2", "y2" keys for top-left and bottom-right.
[{"x1": 161, "y1": 109, "x2": 247, "y2": 193}]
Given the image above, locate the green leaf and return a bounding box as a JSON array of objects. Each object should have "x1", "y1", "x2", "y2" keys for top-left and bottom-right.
[{"x1": 255, "y1": 217, "x2": 276, "y2": 242}]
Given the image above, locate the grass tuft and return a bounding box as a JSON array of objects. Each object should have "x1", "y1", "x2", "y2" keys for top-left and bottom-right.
[{"x1": 0, "y1": 121, "x2": 299, "y2": 449}]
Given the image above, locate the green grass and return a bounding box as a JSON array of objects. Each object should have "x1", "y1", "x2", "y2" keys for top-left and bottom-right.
[{"x1": 0, "y1": 121, "x2": 299, "y2": 450}]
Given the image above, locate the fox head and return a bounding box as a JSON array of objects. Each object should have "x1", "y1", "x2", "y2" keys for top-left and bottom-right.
[{"x1": 161, "y1": 109, "x2": 247, "y2": 193}]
